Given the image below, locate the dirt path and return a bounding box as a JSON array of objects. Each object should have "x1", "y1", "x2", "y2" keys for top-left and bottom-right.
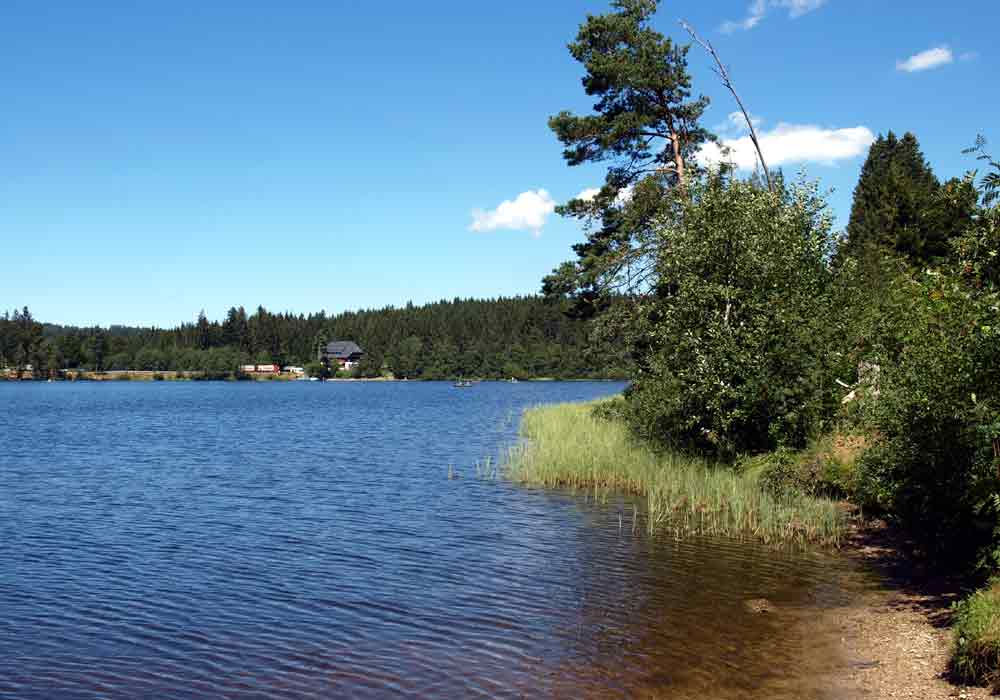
[{"x1": 832, "y1": 521, "x2": 990, "y2": 699}]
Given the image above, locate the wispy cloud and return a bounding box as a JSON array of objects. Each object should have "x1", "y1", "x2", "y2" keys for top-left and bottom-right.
[
  {"x1": 575, "y1": 188, "x2": 601, "y2": 202},
  {"x1": 713, "y1": 111, "x2": 764, "y2": 137},
  {"x1": 778, "y1": 0, "x2": 826, "y2": 17},
  {"x1": 469, "y1": 189, "x2": 556, "y2": 237},
  {"x1": 720, "y1": 0, "x2": 766, "y2": 33},
  {"x1": 896, "y1": 46, "x2": 954, "y2": 73},
  {"x1": 699, "y1": 122, "x2": 874, "y2": 170},
  {"x1": 720, "y1": 0, "x2": 825, "y2": 33}
]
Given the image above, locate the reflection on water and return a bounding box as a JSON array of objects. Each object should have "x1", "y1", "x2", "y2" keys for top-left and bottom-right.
[{"x1": 0, "y1": 381, "x2": 857, "y2": 698}]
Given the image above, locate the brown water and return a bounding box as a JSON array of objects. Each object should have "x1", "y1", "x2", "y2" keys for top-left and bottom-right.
[{"x1": 0, "y1": 381, "x2": 861, "y2": 698}]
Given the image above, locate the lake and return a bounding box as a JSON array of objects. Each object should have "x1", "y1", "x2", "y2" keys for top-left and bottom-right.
[{"x1": 0, "y1": 381, "x2": 857, "y2": 698}]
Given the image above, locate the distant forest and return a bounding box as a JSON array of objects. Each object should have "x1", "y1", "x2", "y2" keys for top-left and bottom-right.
[{"x1": 0, "y1": 297, "x2": 630, "y2": 380}]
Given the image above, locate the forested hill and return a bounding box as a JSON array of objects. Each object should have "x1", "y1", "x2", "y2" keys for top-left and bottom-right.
[{"x1": 1, "y1": 297, "x2": 630, "y2": 380}]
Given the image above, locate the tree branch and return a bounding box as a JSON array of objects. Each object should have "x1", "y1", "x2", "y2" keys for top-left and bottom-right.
[{"x1": 679, "y1": 19, "x2": 773, "y2": 192}]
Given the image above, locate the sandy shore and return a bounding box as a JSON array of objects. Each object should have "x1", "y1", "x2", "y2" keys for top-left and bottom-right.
[{"x1": 831, "y1": 521, "x2": 989, "y2": 699}]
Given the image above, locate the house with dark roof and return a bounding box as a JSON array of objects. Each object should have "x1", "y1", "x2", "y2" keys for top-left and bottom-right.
[{"x1": 320, "y1": 340, "x2": 364, "y2": 370}]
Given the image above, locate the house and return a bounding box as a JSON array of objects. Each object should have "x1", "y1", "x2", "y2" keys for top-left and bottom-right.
[{"x1": 320, "y1": 340, "x2": 364, "y2": 370}]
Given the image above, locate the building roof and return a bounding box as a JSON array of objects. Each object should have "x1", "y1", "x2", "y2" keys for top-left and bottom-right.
[{"x1": 324, "y1": 340, "x2": 363, "y2": 359}]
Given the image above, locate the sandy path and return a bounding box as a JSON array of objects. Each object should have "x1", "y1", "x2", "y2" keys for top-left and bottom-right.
[{"x1": 832, "y1": 522, "x2": 990, "y2": 699}]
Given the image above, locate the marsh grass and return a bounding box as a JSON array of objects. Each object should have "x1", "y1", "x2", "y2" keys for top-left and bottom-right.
[
  {"x1": 475, "y1": 455, "x2": 499, "y2": 480},
  {"x1": 506, "y1": 401, "x2": 845, "y2": 547}
]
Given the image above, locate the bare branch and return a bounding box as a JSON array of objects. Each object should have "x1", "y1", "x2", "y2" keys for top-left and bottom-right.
[{"x1": 679, "y1": 19, "x2": 774, "y2": 192}]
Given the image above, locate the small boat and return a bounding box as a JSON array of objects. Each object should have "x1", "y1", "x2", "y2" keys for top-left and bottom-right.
[{"x1": 453, "y1": 380, "x2": 473, "y2": 388}]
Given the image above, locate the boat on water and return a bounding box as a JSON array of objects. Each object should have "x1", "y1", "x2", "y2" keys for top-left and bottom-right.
[{"x1": 453, "y1": 380, "x2": 473, "y2": 388}]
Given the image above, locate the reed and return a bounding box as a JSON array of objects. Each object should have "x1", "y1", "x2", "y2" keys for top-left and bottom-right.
[{"x1": 506, "y1": 401, "x2": 845, "y2": 547}]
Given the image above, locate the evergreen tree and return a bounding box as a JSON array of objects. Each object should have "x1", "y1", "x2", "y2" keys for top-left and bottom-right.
[
  {"x1": 543, "y1": 0, "x2": 712, "y2": 317},
  {"x1": 11, "y1": 307, "x2": 43, "y2": 375},
  {"x1": 196, "y1": 310, "x2": 211, "y2": 350},
  {"x1": 842, "y1": 131, "x2": 973, "y2": 265},
  {"x1": 85, "y1": 329, "x2": 107, "y2": 371}
]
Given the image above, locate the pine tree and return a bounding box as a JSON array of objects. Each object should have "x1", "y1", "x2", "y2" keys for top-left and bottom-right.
[{"x1": 543, "y1": 0, "x2": 712, "y2": 316}]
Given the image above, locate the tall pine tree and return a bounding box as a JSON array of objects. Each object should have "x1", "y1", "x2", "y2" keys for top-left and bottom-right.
[{"x1": 542, "y1": 0, "x2": 712, "y2": 316}]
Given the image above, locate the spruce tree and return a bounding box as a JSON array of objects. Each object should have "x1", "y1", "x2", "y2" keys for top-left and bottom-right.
[{"x1": 842, "y1": 131, "x2": 972, "y2": 265}]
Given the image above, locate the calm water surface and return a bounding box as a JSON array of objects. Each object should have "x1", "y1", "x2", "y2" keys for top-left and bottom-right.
[{"x1": 1, "y1": 382, "x2": 857, "y2": 699}]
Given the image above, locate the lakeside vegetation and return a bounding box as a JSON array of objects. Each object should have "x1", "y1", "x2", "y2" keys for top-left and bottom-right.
[
  {"x1": 532, "y1": 0, "x2": 1000, "y2": 686},
  {"x1": 508, "y1": 401, "x2": 845, "y2": 547},
  {"x1": 953, "y1": 579, "x2": 1000, "y2": 691},
  {"x1": 0, "y1": 296, "x2": 630, "y2": 381}
]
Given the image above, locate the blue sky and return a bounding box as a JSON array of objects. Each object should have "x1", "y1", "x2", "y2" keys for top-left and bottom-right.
[{"x1": 2, "y1": 0, "x2": 996, "y2": 327}]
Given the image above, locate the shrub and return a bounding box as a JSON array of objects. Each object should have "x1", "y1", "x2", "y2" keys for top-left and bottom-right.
[
  {"x1": 952, "y1": 580, "x2": 1000, "y2": 689},
  {"x1": 852, "y1": 240, "x2": 1000, "y2": 567},
  {"x1": 753, "y1": 434, "x2": 867, "y2": 500},
  {"x1": 304, "y1": 360, "x2": 328, "y2": 379},
  {"x1": 625, "y1": 175, "x2": 848, "y2": 457}
]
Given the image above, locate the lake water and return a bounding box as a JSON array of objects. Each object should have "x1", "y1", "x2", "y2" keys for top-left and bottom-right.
[{"x1": 0, "y1": 381, "x2": 857, "y2": 699}]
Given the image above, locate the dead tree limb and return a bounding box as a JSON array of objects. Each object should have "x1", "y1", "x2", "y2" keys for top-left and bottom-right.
[{"x1": 679, "y1": 20, "x2": 773, "y2": 192}]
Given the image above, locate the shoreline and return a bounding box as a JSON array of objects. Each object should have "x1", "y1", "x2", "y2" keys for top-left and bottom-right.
[
  {"x1": 0, "y1": 373, "x2": 628, "y2": 383},
  {"x1": 828, "y1": 519, "x2": 989, "y2": 699},
  {"x1": 508, "y1": 399, "x2": 991, "y2": 697}
]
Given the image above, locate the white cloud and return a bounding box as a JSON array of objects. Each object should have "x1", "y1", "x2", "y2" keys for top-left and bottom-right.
[
  {"x1": 721, "y1": 0, "x2": 766, "y2": 33},
  {"x1": 469, "y1": 189, "x2": 556, "y2": 237},
  {"x1": 699, "y1": 122, "x2": 875, "y2": 170},
  {"x1": 567, "y1": 185, "x2": 635, "y2": 211},
  {"x1": 777, "y1": 0, "x2": 825, "y2": 17},
  {"x1": 721, "y1": 0, "x2": 824, "y2": 33},
  {"x1": 896, "y1": 46, "x2": 953, "y2": 73},
  {"x1": 714, "y1": 111, "x2": 764, "y2": 136}
]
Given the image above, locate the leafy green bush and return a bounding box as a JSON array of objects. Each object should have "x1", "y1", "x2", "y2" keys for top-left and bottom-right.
[
  {"x1": 625, "y1": 175, "x2": 848, "y2": 457},
  {"x1": 852, "y1": 213, "x2": 1000, "y2": 567},
  {"x1": 747, "y1": 433, "x2": 866, "y2": 500},
  {"x1": 952, "y1": 580, "x2": 1000, "y2": 689},
  {"x1": 304, "y1": 360, "x2": 328, "y2": 379},
  {"x1": 590, "y1": 395, "x2": 629, "y2": 422}
]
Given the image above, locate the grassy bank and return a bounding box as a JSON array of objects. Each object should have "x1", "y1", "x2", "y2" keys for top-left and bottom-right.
[{"x1": 507, "y1": 401, "x2": 846, "y2": 547}]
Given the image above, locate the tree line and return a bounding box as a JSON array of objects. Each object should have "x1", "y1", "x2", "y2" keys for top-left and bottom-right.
[{"x1": 0, "y1": 297, "x2": 630, "y2": 380}]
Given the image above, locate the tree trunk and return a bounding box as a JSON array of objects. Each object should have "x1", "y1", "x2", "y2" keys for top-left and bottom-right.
[{"x1": 672, "y1": 129, "x2": 686, "y2": 186}]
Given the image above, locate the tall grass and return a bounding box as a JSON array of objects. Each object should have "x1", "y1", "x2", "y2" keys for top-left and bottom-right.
[{"x1": 506, "y1": 401, "x2": 845, "y2": 547}]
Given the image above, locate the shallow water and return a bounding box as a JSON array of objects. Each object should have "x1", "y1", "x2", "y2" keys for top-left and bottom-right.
[{"x1": 1, "y1": 381, "x2": 857, "y2": 698}]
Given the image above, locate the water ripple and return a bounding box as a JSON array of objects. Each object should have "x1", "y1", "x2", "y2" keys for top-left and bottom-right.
[{"x1": 0, "y1": 381, "x2": 855, "y2": 699}]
